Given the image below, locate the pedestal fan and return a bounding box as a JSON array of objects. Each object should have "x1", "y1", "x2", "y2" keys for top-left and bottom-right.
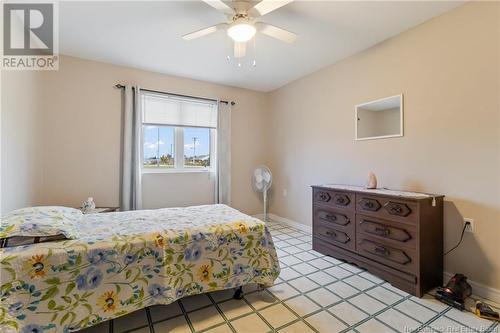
[{"x1": 252, "y1": 165, "x2": 272, "y2": 222}]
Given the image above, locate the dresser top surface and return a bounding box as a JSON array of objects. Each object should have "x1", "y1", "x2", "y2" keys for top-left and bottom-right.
[{"x1": 312, "y1": 184, "x2": 443, "y2": 200}]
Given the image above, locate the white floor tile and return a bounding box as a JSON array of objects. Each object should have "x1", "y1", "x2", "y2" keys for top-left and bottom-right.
[
  {"x1": 268, "y1": 283, "x2": 300, "y2": 300},
  {"x1": 296, "y1": 243, "x2": 312, "y2": 251},
  {"x1": 278, "y1": 321, "x2": 315, "y2": 333},
  {"x1": 339, "y1": 263, "x2": 363, "y2": 273},
  {"x1": 187, "y1": 305, "x2": 224, "y2": 331},
  {"x1": 306, "y1": 288, "x2": 341, "y2": 307},
  {"x1": 366, "y1": 286, "x2": 403, "y2": 305},
  {"x1": 429, "y1": 316, "x2": 470, "y2": 333},
  {"x1": 279, "y1": 255, "x2": 302, "y2": 267},
  {"x1": 307, "y1": 271, "x2": 337, "y2": 285},
  {"x1": 306, "y1": 311, "x2": 347, "y2": 333},
  {"x1": 218, "y1": 299, "x2": 253, "y2": 319},
  {"x1": 282, "y1": 246, "x2": 302, "y2": 254},
  {"x1": 377, "y1": 308, "x2": 421, "y2": 332},
  {"x1": 204, "y1": 323, "x2": 233, "y2": 333},
  {"x1": 291, "y1": 262, "x2": 318, "y2": 275},
  {"x1": 285, "y1": 295, "x2": 321, "y2": 316},
  {"x1": 359, "y1": 271, "x2": 384, "y2": 283},
  {"x1": 344, "y1": 275, "x2": 375, "y2": 290},
  {"x1": 326, "y1": 281, "x2": 359, "y2": 299},
  {"x1": 409, "y1": 294, "x2": 449, "y2": 313},
  {"x1": 279, "y1": 267, "x2": 302, "y2": 281},
  {"x1": 259, "y1": 303, "x2": 299, "y2": 329},
  {"x1": 322, "y1": 256, "x2": 343, "y2": 265},
  {"x1": 244, "y1": 290, "x2": 277, "y2": 309},
  {"x1": 288, "y1": 276, "x2": 319, "y2": 292},
  {"x1": 324, "y1": 266, "x2": 353, "y2": 279},
  {"x1": 329, "y1": 301, "x2": 368, "y2": 326},
  {"x1": 356, "y1": 318, "x2": 395, "y2": 333},
  {"x1": 348, "y1": 294, "x2": 386, "y2": 315},
  {"x1": 294, "y1": 252, "x2": 318, "y2": 262},
  {"x1": 231, "y1": 313, "x2": 270, "y2": 333},
  {"x1": 445, "y1": 307, "x2": 494, "y2": 331},
  {"x1": 308, "y1": 258, "x2": 333, "y2": 269},
  {"x1": 285, "y1": 238, "x2": 303, "y2": 245},
  {"x1": 395, "y1": 300, "x2": 437, "y2": 323}
]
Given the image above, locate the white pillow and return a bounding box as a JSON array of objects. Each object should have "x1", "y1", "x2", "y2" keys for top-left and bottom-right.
[{"x1": 0, "y1": 206, "x2": 82, "y2": 239}]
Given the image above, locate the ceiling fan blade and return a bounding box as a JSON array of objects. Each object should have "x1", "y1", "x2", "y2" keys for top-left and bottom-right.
[
  {"x1": 250, "y1": 0, "x2": 293, "y2": 17},
  {"x1": 256, "y1": 23, "x2": 297, "y2": 43},
  {"x1": 202, "y1": 0, "x2": 234, "y2": 14},
  {"x1": 182, "y1": 23, "x2": 227, "y2": 41}
]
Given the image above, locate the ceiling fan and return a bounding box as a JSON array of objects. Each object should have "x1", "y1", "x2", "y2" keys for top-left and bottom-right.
[{"x1": 183, "y1": 0, "x2": 297, "y2": 61}]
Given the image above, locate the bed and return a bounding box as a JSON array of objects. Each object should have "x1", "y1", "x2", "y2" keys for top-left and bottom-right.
[{"x1": 0, "y1": 204, "x2": 280, "y2": 333}]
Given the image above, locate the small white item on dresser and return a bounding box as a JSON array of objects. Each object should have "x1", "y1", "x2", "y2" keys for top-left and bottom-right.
[
  {"x1": 81, "y1": 197, "x2": 96, "y2": 213},
  {"x1": 366, "y1": 172, "x2": 377, "y2": 189}
]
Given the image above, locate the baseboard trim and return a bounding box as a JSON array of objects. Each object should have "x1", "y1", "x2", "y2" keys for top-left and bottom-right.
[
  {"x1": 253, "y1": 213, "x2": 312, "y2": 234},
  {"x1": 256, "y1": 213, "x2": 500, "y2": 304}
]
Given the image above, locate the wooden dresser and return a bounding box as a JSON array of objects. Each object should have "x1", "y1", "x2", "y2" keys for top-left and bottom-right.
[{"x1": 312, "y1": 185, "x2": 444, "y2": 297}]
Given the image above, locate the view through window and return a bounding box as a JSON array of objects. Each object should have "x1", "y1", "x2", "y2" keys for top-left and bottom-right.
[{"x1": 141, "y1": 91, "x2": 217, "y2": 171}]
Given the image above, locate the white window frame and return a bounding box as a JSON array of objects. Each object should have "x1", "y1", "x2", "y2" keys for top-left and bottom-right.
[{"x1": 141, "y1": 124, "x2": 216, "y2": 174}]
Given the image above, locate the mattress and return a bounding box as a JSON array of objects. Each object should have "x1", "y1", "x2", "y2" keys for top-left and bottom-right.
[{"x1": 0, "y1": 204, "x2": 280, "y2": 332}]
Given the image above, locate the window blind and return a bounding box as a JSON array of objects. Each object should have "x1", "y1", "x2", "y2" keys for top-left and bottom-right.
[{"x1": 142, "y1": 92, "x2": 217, "y2": 128}]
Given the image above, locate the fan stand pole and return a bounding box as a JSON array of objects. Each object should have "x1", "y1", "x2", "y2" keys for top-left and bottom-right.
[{"x1": 263, "y1": 189, "x2": 268, "y2": 222}]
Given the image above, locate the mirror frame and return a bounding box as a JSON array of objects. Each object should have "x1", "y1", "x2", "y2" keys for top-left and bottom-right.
[{"x1": 355, "y1": 94, "x2": 404, "y2": 141}]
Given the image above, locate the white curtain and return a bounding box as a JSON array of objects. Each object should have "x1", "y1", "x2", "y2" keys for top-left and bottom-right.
[
  {"x1": 120, "y1": 85, "x2": 143, "y2": 210},
  {"x1": 217, "y1": 101, "x2": 231, "y2": 205}
]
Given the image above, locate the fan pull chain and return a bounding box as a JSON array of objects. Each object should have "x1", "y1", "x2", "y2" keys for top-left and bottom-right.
[{"x1": 252, "y1": 36, "x2": 257, "y2": 67}]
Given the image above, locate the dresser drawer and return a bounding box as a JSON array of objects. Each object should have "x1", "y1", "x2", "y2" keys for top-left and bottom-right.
[
  {"x1": 356, "y1": 194, "x2": 418, "y2": 224},
  {"x1": 356, "y1": 215, "x2": 417, "y2": 249},
  {"x1": 314, "y1": 221, "x2": 355, "y2": 251},
  {"x1": 357, "y1": 236, "x2": 417, "y2": 274},
  {"x1": 313, "y1": 188, "x2": 354, "y2": 211},
  {"x1": 314, "y1": 206, "x2": 354, "y2": 230}
]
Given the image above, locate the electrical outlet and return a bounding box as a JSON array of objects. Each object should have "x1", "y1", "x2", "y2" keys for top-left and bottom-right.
[
  {"x1": 464, "y1": 218, "x2": 474, "y2": 233},
  {"x1": 282, "y1": 189, "x2": 288, "y2": 197}
]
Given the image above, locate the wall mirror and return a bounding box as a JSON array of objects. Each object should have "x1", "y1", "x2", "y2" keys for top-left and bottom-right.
[{"x1": 355, "y1": 94, "x2": 403, "y2": 141}]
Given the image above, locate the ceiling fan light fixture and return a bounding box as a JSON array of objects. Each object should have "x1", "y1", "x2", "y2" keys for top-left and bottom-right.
[{"x1": 227, "y1": 21, "x2": 256, "y2": 42}]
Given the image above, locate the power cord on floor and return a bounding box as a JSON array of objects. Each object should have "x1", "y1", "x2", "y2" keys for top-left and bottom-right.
[{"x1": 444, "y1": 222, "x2": 469, "y2": 256}]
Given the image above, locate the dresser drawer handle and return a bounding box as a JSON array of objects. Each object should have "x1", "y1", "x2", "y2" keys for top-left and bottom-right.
[
  {"x1": 325, "y1": 214, "x2": 337, "y2": 221},
  {"x1": 390, "y1": 206, "x2": 402, "y2": 214},
  {"x1": 319, "y1": 193, "x2": 328, "y2": 201},
  {"x1": 374, "y1": 246, "x2": 390, "y2": 257},
  {"x1": 375, "y1": 227, "x2": 390, "y2": 236},
  {"x1": 325, "y1": 230, "x2": 337, "y2": 237}
]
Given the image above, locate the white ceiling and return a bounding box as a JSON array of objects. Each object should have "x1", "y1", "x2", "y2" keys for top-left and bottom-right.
[{"x1": 59, "y1": 1, "x2": 465, "y2": 92}]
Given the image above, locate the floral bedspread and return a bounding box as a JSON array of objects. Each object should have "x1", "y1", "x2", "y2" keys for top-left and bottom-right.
[{"x1": 0, "y1": 205, "x2": 280, "y2": 333}]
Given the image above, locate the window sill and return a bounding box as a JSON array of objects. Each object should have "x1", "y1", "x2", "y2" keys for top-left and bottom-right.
[{"x1": 142, "y1": 168, "x2": 214, "y2": 175}]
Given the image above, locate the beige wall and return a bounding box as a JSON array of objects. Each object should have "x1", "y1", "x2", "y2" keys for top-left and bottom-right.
[
  {"x1": 268, "y1": 1, "x2": 500, "y2": 289},
  {"x1": 1, "y1": 55, "x2": 269, "y2": 216},
  {"x1": 1, "y1": 71, "x2": 45, "y2": 214}
]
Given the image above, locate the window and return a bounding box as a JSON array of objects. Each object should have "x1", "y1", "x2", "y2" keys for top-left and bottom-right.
[
  {"x1": 141, "y1": 91, "x2": 217, "y2": 172},
  {"x1": 184, "y1": 127, "x2": 211, "y2": 168},
  {"x1": 143, "y1": 126, "x2": 174, "y2": 169}
]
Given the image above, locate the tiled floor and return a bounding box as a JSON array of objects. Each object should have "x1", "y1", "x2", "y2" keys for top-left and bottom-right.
[{"x1": 82, "y1": 220, "x2": 499, "y2": 333}]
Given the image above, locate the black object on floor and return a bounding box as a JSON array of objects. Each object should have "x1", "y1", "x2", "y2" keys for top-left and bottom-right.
[
  {"x1": 233, "y1": 286, "x2": 244, "y2": 299},
  {"x1": 435, "y1": 273, "x2": 472, "y2": 310}
]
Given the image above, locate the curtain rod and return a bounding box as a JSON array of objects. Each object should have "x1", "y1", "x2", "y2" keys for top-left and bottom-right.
[{"x1": 114, "y1": 84, "x2": 235, "y2": 106}]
